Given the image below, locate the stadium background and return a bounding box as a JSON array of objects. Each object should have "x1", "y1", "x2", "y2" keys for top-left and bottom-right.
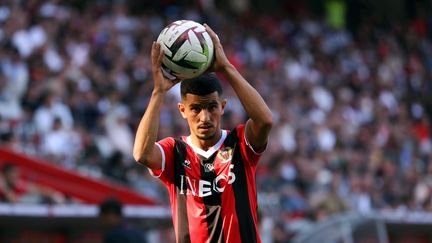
[{"x1": 0, "y1": 0, "x2": 431, "y2": 242}]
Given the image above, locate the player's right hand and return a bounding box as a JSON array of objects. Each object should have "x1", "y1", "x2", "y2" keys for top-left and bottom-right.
[
  {"x1": 204, "y1": 24, "x2": 232, "y2": 73},
  {"x1": 151, "y1": 41, "x2": 181, "y2": 92}
]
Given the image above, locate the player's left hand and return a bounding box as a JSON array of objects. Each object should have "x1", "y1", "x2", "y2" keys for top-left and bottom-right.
[{"x1": 204, "y1": 24, "x2": 232, "y2": 73}]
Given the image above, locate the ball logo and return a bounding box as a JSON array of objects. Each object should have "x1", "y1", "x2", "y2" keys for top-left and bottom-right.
[{"x1": 217, "y1": 147, "x2": 233, "y2": 163}]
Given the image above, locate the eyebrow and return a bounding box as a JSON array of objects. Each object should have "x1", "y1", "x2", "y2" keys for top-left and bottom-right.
[
  {"x1": 189, "y1": 101, "x2": 219, "y2": 107},
  {"x1": 207, "y1": 101, "x2": 219, "y2": 106}
]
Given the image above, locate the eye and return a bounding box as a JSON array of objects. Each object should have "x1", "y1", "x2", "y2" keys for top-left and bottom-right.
[
  {"x1": 209, "y1": 104, "x2": 218, "y2": 111},
  {"x1": 191, "y1": 107, "x2": 201, "y2": 113}
]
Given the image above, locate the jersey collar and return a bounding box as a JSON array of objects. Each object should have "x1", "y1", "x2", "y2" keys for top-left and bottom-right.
[{"x1": 186, "y1": 130, "x2": 227, "y2": 159}]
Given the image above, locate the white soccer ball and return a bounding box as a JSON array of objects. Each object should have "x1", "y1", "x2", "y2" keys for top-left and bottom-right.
[{"x1": 157, "y1": 20, "x2": 214, "y2": 80}]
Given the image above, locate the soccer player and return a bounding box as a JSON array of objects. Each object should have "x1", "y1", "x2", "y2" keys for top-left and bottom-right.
[{"x1": 133, "y1": 24, "x2": 273, "y2": 243}]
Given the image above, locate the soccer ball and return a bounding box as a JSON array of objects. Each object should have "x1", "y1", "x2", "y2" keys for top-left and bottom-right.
[{"x1": 157, "y1": 20, "x2": 214, "y2": 80}]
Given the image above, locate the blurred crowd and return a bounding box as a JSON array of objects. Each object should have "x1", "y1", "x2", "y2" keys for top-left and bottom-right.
[{"x1": 0, "y1": 0, "x2": 431, "y2": 241}]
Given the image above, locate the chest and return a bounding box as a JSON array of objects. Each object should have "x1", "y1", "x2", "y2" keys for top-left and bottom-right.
[{"x1": 175, "y1": 146, "x2": 236, "y2": 198}]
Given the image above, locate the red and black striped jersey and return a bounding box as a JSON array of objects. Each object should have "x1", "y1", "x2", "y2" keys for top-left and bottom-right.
[{"x1": 150, "y1": 124, "x2": 263, "y2": 243}]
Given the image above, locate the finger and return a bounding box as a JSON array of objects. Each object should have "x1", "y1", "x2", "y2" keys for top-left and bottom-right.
[
  {"x1": 204, "y1": 23, "x2": 216, "y2": 38},
  {"x1": 151, "y1": 41, "x2": 157, "y2": 65},
  {"x1": 204, "y1": 24, "x2": 220, "y2": 44},
  {"x1": 157, "y1": 43, "x2": 164, "y2": 66}
]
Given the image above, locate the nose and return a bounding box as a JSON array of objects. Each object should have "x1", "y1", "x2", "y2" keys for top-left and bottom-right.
[{"x1": 199, "y1": 109, "x2": 211, "y2": 122}]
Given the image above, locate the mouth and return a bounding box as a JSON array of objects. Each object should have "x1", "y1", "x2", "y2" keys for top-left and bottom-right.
[{"x1": 198, "y1": 125, "x2": 213, "y2": 131}]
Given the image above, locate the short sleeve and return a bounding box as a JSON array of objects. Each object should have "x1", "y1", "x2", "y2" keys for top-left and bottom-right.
[
  {"x1": 148, "y1": 137, "x2": 175, "y2": 183},
  {"x1": 236, "y1": 124, "x2": 266, "y2": 167}
]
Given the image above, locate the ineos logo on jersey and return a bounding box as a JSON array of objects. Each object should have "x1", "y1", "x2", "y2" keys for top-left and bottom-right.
[{"x1": 179, "y1": 164, "x2": 236, "y2": 197}]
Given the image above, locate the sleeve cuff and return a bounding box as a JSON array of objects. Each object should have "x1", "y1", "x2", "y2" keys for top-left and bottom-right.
[
  {"x1": 244, "y1": 129, "x2": 267, "y2": 155},
  {"x1": 148, "y1": 143, "x2": 166, "y2": 178}
]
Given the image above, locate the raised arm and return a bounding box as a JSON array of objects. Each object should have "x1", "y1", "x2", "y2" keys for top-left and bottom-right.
[
  {"x1": 205, "y1": 24, "x2": 273, "y2": 150},
  {"x1": 133, "y1": 42, "x2": 179, "y2": 169}
]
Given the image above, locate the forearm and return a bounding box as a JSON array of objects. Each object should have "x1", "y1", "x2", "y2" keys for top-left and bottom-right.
[
  {"x1": 133, "y1": 90, "x2": 165, "y2": 164},
  {"x1": 204, "y1": 23, "x2": 272, "y2": 149},
  {"x1": 222, "y1": 65, "x2": 272, "y2": 125}
]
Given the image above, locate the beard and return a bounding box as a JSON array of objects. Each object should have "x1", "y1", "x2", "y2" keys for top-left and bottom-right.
[
  {"x1": 195, "y1": 125, "x2": 220, "y2": 141},
  {"x1": 196, "y1": 130, "x2": 217, "y2": 140}
]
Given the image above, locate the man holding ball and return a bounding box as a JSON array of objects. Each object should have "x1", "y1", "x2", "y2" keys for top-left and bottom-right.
[{"x1": 133, "y1": 24, "x2": 272, "y2": 243}]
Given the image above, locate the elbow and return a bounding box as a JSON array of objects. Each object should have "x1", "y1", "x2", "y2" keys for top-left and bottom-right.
[
  {"x1": 133, "y1": 150, "x2": 159, "y2": 170},
  {"x1": 262, "y1": 112, "x2": 273, "y2": 130},
  {"x1": 133, "y1": 153, "x2": 142, "y2": 164},
  {"x1": 133, "y1": 149, "x2": 146, "y2": 164},
  {"x1": 254, "y1": 113, "x2": 273, "y2": 135},
  {"x1": 133, "y1": 155, "x2": 140, "y2": 164}
]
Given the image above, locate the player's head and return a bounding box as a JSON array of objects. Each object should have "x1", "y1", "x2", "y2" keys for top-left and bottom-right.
[
  {"x1": 1, "y1": 163, "x2": 19, "y2": 184},
  {"x1": 178, "y1": 73, "x2": 227, "y2": 142},
  {"x1": 99, "y1": 198, "x2": 123, "y2": 227},
  {"x1": 180, "y1": 73, "x2": 223, "y2": 98}
]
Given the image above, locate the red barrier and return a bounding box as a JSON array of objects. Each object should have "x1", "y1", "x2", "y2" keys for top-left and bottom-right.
[{"x1": 0, "y1": 147, "x2": 156, "y2": 205}]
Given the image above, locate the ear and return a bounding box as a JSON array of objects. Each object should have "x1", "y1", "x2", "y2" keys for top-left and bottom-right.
[
  {"x1": 221, "y1": 99, "x2": 227, "y2": 115},
  {"x1": 178, "y1": 102, "x2": 187, "y2": 119}
]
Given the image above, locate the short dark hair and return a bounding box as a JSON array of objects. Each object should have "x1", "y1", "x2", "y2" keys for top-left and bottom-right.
[
  {"x1": 180, "y1": 73, "x2": 223, "y2": 99},
  {"x1": 99, "y1": 198, "x2": 122, "y2": 216}
]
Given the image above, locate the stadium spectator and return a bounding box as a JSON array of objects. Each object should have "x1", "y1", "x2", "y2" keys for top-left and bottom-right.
[
  {"x1": 0, "y1": 163, "x2": 65, "y2": 203},
  {"x1": 0, "y1": 45, "x2": 29, "y2": 120},
  {"x1": 99, "y1": 197, "x2": 147, "y2": 243},
  {"x1": 40, "y1": 117, "x2": 82, "y2": 168},
  {"x1": 33, "y1": 91, "x2": 74, "y2": 134}
]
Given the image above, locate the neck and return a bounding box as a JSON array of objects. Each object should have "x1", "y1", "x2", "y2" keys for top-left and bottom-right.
[{"x1": 190, "y1": 129, "x2": 222, "y2": 151}]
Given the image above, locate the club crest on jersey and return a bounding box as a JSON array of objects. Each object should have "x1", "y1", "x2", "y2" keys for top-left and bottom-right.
[
  {"x1": 218, "y1": 147, "x2": 233, "y2": 164},
  {"x1": 183, "y1": 159, "x2": 191, "y2": 169}
]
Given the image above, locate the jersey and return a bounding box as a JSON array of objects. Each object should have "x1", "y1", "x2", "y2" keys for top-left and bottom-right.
[{"x1": 149, "y1": 124, "x2": 263, "y2": 243}]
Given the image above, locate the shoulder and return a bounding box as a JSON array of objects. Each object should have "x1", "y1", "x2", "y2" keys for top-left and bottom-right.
[
  {"x1": 232, "y1": 124, "x2": 246, "y2": 137},
  {"x1": 157, "y1": 136, "x2": 176, "y2": 144},
  {"x1": 234, "y1": 123, "x2": 266, "y2": 155},
  {"x1": 157, "y1": 136, "x2": 189, "y2": 145},
  {"x1": 156, "y1": 137, "x2": 176, "y2": 149},
  {"x1": 222, "y1": 124, "x2": 246, "y2": 139}
]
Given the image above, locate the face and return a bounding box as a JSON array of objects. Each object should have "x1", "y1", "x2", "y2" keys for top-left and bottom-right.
[
  {"x1": 4, "y1": 166, "x2": 19, "y2": 185},
  {"x1": 100, "y1": 212, "x2": 121, "y2": 228},
  {"x1": 178, "y1": 92, "x2": 226, "y2": 141}
]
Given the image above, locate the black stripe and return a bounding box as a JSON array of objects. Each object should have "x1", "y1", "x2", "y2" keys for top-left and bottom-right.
[
  {"x1": 167, "y1": 31, "x2": 188, "y2": 57},
  {"x1": 173, "y1": 139, "x2": 191, "y2": 243},
  {"x1": 200, "y1": 153, "x2": 224, "y2": 243},
  {"x1": 225, "y1": 129, "x2": 258, "y2": 243},
  {"x1": 174, "y1": 55, "x2": 201, "y2": 69},
  {"x1": 166, "y1": 30, "x2": 199, "y2": 69}
]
